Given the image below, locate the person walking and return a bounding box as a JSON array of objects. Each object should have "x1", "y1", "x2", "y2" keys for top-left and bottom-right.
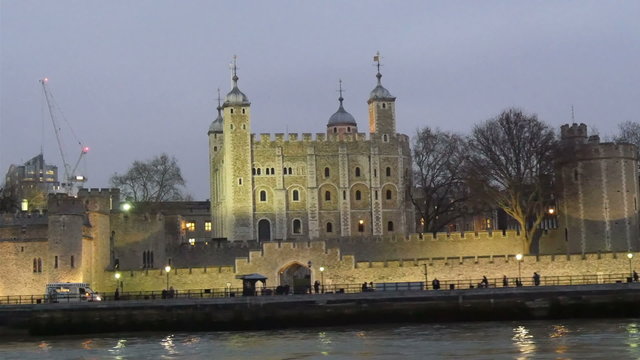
[
  {"x1": 533, "y1": 272, "x2": 541, "y2": 286},
  {"x1": 313, "y1": 280, "x2": 320, "y2": 294},
  {"x1": 634, "y1": 270, "x2": 639, "y2": 282},
  {"x1": 502, "y1": 275, "x2": 509, "y2": 287}
]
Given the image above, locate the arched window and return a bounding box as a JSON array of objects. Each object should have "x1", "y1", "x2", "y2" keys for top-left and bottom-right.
[
  {"x1": 325, "y1": 191, "x2": 331, "y2": 201},
  {"x1": 288, "y1": 167, "x2": 292, "y2": 175},
  {"x1": 355, "y1": 190, "x2": 362, "y2": 201},
  {"x1": 386, "y1": 167, "x2": 391, "y2": 177},
  {"x1": 386, "y1": 190, "x2": 392, "y2": 200},
  {"x1": 382, "y1": 103, "x2": 386, "y2": 109},
  {"x1": 292, "y1": 189, "x2": 300, "y2": 201},
  {"x1": 387, "y1": 221, "x2": 394, "y2": 231},
  {"x1": 257, "y1": 168, "x2": 261, "y2": 175},
  {"x1": 324, "y1": 167, "x2": 330, "y2": 178},
  {"x1": 326, "y1": 222, "x2": 333, "y2": 233},
  {"x1": 252, "y1": 168, "x2": 256, "y2": 175},
  {"x1": 355, "y1": 167, "x2": 361, "y2": 177},
  {"x1": 358, "y1": 221, "x2": 365, "y2": 232},
  {"x1": 293, "y1": 219, "x2": 302, "y2": 234},
  {"x1": 333, "y1": 127, "x2": 337, "y2": 133},
  {"x1": 271, "y1": 167, "x2": 275, "y2": 174},
  {"x1": 260, "y1": 190, "x2": 267, "y2": 202},
  {"x1": 383, "y1": 134, "x2": 388, "y2": 142},
  {"x1": 347, "y1": 127, "x2": 351, "y2": 133}
]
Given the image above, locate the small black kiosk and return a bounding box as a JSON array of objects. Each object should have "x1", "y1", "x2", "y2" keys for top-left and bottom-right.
[{"x1": 236, "y1": 273, "x2": 268, "y2": 296}]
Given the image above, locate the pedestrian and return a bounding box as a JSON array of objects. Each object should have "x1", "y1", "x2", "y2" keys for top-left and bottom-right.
[
  {"x1": 369, "y1": 282, "x2": 374, "y2": 291},
  {"x1": 634, "y1": 270, "x2": 639, "y2": 282},
  {"x1": 502, "y1": 275, "x2": 509, "y2": 287},
  {"x1": 314, "y1": 280, "x2": 320, "y2": 294},
  {"x1": 533, "y1": 272, "x2": 541, "y2": 286},
  {"x1": 432, "y1": 278, "x2": 440, "y2": 290},
  {"x1": 481, "y1": 276, "x2": 489, "y2": 288},
  {"x1": 114, "y1": 287, "x2": 120, "y2": 301},
  {"x1": 362, "y1": 282, "x2": 368, "y2": 292},
  {"x1": 169, "y1": 286, "x2": 175, "y2": 298}
]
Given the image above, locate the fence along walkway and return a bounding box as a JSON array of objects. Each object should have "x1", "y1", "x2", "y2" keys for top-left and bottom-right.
[{"x1": 0, "y1": 272, "x2": 635, "y2": 305}]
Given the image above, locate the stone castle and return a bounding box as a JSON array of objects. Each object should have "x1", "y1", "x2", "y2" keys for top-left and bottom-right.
[{"x1": 0, "y1": 60, "x2": 638, "y2": 296}]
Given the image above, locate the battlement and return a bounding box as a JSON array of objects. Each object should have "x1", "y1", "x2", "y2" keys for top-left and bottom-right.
[
  {"x1": 253, "y1": 132, "x2": 380, "y2": 145},
  {"x1": 558, "y1": 141, "x2": 639, "y2": 163},
  {"x1": 560, "y1": 123, "x2": 588, "y2": 142},
  {"x1": 77, "y1": 188, "x2": 120, "y2": 197},
  {"x1": 0, "y1": 211, "x2": 48, "y2": 226},
  {"x1": 47, "y1": 193, "x2": 85, "y2": 215}
]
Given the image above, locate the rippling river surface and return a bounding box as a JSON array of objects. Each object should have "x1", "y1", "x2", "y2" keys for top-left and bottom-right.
[{"x1": 2, "y1": 319, "x2": 640, "y2": 359}]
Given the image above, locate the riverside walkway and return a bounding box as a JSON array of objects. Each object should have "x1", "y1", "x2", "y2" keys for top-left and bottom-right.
[{"x1": 2, "y1": 282, "x2": 640, "y2": 336}]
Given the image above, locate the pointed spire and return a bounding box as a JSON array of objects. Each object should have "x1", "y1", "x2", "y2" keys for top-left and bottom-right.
[
  {"x1": 223, "y1": 55, "x2": 250, "y2": 106},
  {"x1": 231, "y1": 55, "x2": 239, "y2": 84},
  {"x1": 338, "y1": 79, "x2": 344, "y2": 105},
  {"x1": 368, "y1": 51, "x2": 395, "y2": 103},
  {"x1": 216, "y1": 88, "x2": 222, "y2": 114}
]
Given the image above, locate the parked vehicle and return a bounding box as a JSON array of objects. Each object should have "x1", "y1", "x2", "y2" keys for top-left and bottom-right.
[{"x1": 46, "y1": 283, "x2": 101, "y2": 303}]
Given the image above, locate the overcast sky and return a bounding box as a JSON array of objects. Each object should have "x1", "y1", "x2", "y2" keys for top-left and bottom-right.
[{"x1": 1, "y1": 1, "x2": 638, "y2": 200}]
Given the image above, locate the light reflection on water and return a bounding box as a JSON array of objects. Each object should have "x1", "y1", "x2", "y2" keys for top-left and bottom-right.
[{"x1": 1, "y1": 319, "x2": 640, "y2": 359}]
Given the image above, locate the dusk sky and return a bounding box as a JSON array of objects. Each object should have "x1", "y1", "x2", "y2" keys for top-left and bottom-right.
[{"x1": 1, "y1": 1, "x2": 638, "y2": 200}]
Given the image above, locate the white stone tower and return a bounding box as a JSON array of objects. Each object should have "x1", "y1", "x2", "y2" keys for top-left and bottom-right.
[{"x1": 367, "y1": 52, "x2": 397, "y2": 136}]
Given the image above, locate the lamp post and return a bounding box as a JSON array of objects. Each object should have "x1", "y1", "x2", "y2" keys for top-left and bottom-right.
[
  {"x1": 115, "y1": 272, "x2": 122, "y2": 291},
  {"x1": 164, "y1": 265, "x2": 171, "y2": 290},
  {"x1": 515, "y1": 254, "x2": 523, "y2": 285},
  {"x1": 226, "y1": 282, "x2": 231, "y2": 297},
  {"x1": 319, "y1": 266, "x2": 325, "y2": 293},
  {"x1": 627, "y1": 253, "x2": 634, "y2": 280},
  {"x1": 423, "y1": 263, "x2": 428, "y2": 289}
]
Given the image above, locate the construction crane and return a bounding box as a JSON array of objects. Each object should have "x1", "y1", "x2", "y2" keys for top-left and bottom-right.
[{"x1": 39, "y1": 77, "x2": 89, "y2": 195}]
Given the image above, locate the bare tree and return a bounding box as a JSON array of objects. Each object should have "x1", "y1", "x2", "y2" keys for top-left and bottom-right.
[
  {"x1": 614, "y1": 121, "x2": 640, "y2": 155},
  {"x1": 467, "y1": 108, "x2": 556, "y2": 252},
  {"x1": 110, "y1": 153, "x2": 186, "y2": 202},
  {"x1": 410, "y1": 127, "x2": 469, "y2": 233}
]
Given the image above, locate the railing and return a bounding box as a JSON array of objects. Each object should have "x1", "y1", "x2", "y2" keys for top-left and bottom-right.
[{"x1": 0, "y1": 272, "x2": 636, "y2": 305}]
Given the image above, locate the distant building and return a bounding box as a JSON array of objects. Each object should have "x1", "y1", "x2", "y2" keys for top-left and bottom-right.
[{"x1": 4, "y1": 154, "x2": 60, "y2": 209}]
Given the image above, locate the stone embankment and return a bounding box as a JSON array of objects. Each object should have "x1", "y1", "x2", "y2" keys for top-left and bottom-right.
[{"x1": 1, "y1": 283, "x2": 640, "y2": 336}]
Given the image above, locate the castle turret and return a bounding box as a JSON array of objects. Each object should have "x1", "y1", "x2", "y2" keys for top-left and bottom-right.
[
  {"x1": 327, "y1": 80, "x2": 358, "y2": 137},
  {"x1": 219, "y1": 57, "x2": 254, "y2": 241},
  {"x1": 555, "y1": 123, "x2": 640, "y2": 253},
  {"x1": 367, "y1": 53, "x2": 396, "y2": 136},
  {"x1": 208, "y1": 90, "x2": 225, "y2": 238}
]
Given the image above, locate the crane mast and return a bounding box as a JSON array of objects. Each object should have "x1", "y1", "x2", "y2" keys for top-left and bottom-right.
[{"x1": 39, "y1": 78, "x2": 88, "y2": 195}]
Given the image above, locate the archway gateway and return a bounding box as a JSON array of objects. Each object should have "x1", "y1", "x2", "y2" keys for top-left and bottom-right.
[
  {"x1": 279, "y1": 262, "x2": 311, "y2": 294},
  {"x1": 258, "y1": 219, "x2": 271, "y2": 242}
]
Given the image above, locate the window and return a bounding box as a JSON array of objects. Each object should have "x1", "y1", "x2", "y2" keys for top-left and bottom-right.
[
  {"x1": 293, "y1": 219, "x2": 302, "y2": 234},
  {"x1": 324, "y1": 167, "x2": 330, "y2": 178},
  {"x1": 252, "y1": 168, "x2": 256, "y2": 175},
  {"x1": 355, "y1": 190, "x2": 362, "y2": 201},
  {"x1": 33, "y1": 258, "x2": 37, "y2": 273},
  {"x1": 326, "y1": 222, "x2": 333, "y2": 233},
  {"x1": 205, "y1": 221, "x2": 212, "y2": 231},
  {"x1": 186, "y1": 221, "x2": 196, "y2": 232},
  {"x1": 343, "y1": 191, "x2": 346, "y2": 200},
  {"x1": 288, "y1": 167, "x2": 293, "y2": 175},
  {"x1": 143, "y1": 250, "x2": 154, "y2": 268},
  {"x1": 242, "y1": 124, "x2": 246, "y2": 130},
  {"x1": 271, "y1": 167, "x2": 275, "y2": 174},
  {"x1": 333, "y1": 127, "x2": 337, "y2": 133},
  {"x1": 347, "y1": 127, "x2": 351, "y2": 133},
  {"x1": 292, "y1": 189, "x2": 300, "y2": 201},
  {"x1": 230, "y1": 109, "x2": 234, "y2": 114},
  {"x1": 260, "y1": 190, "x2": 267, "y2": 202},
  {"x1": 382, "y1": 103, "x2": 386, "y2": 109},
  {"x1": 70, "y1": 255, "x2": 74, "y2": 268},
  {"x1": 242, "y1": 108, "x2": 246, "y2": 114},
  {"x1": 188, "y1": 238, "x2": 195, "y2": 246},
  {"x1": 358, "y1": 221, "x2": 365, "y2": 232},
  {"x1": 386, "y1": 190, "x2": 392, "y2": 200},
  {"x1": 325, "y1": 191, "x2": 331, "y2": 201},
  {"x1": 386, "y1": 167, "x2": 391, "y2": 177},
  {"x1": 238, "y1": 178, "x2": 242, "y2": 185},
  {"x1": 374, "y1": 169, "x2": 377, "y2": 177},
  {"x1": 257, "y1": 168, "x2": 261, "y2": 175},
  {"x1": 375, "y1": 191, "x2": 378, "y2": 200},
  {"x1": 387, "y1": 221, "x2": 394, "y2": 231},
  {"x1": 54, "y1": 256, "x2": 58, "y2": 269},
  {"x1": 213, "y1": 146, "x2": 217, "y2": 152},
  {"x1": 355, "y1": 167, "x2": 361, "y2": 177}
]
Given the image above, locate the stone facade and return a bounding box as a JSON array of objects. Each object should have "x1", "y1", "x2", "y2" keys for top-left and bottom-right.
[
  {"x1": 209, "y1": 62, "x2": 414, "y2": 242},
  {"x1": 555, "y1": 123, "x2": 640, "y2": 253}
]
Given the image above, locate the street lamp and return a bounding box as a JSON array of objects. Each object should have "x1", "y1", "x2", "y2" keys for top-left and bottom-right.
[
  {"x1": 515, "y1": 254, "x2": 523, "y2": 285},
  {"x1": 319, "y1": 266, "x2": 325, "y2": 293},
  {"x1": 627, "y1": 253, "x2": 634, "y2": 280},
  {"x1": 164, "y1": 265, "x2": 172, "y2": 290},
  {"x1": 115, "y1": 272, "x2": 122, "y2": 291}
]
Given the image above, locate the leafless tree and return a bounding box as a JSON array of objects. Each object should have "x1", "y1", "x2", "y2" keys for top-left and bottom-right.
[
  {"x1": 410, "y1": 127, "x2": 469, "y2": 233},
  {"x1": 110, "y1": 153, "x2": 186, "y2": 202},
  {"x1": 467, "y1": 108, "x2": 556, "y2": 252},
  {"x1": 614, "y1": 121, "x2": 640, "y2": 156}
]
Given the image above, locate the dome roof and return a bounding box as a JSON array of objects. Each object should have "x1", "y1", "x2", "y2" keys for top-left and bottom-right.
[
  {"x1": 223, "y1": 74, "x2": 250, "y2": 106},
  {"x1": 208, "y1": 110, "x2": 223, "y2": 134},
  {"x1": 368, "y1": 72, "x2": 395, "y2": 102},
  {"x1": 328, "y1": 96, "x2": 357, "y2": 126}
]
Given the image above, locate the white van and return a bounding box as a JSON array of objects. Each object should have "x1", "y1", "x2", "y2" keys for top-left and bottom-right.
[{"x1": 46, "y1": 283, "x2": 102, "y2": 303}]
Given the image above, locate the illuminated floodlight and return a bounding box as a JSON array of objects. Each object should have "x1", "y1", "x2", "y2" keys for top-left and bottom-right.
[{"x1": 515, "y1": 254, "x2": 523, "y2": 261}]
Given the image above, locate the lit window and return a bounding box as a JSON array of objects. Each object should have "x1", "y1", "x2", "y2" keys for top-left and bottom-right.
[
  {"x1": 204, "y1": 221, "x2": 212, "y2": 231},
  {"x1": 186, "y1": 222, "x2": 196, "y2": 231},
  {"x1": 188, "y1": 238, "x2": 195, "y2": 246},
  {"x1": 358, "y1": 220, "x2": 364, "y2": 232}
]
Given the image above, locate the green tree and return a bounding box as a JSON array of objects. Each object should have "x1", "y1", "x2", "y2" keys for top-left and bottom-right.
[
  {"x1": 110, "y1": 153, "x2": 186, "y2": 202},
  {"x1": 466, "y1": 108, "x2": 556, "y2": 253}
]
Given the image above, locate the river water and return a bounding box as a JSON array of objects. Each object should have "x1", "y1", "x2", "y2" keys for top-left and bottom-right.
[{"x1": 1, "y1": 319, "x2": 639, "y2": 359}]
